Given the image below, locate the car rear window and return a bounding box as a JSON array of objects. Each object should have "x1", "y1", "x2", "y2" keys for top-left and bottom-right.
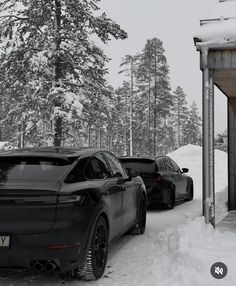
[
  {"x1": 0, "y1": 156, "x2": 72, "y2": 182},
  {"x1": 120, "y1": 159, "x2": 158, "y2": 173}
]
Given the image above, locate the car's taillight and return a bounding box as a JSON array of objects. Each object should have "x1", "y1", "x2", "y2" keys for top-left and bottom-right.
[
  {"x1": 47, "y1": 242, "x2": 80, "y2": 249},
  {"x1": 140, "y1": 172, "x2": 163, "y2": 182},
  {"x1": 57, "y1": 195, "x2": 82, "y2": 204},
  {"x1": 0, "y1": 196, "x2": 57, "y2": 205}
]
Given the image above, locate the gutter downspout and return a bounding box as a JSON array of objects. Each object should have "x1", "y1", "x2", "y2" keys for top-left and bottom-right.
[{"x1": 197, "y1": 43, "x2": 215, "y2": 225}]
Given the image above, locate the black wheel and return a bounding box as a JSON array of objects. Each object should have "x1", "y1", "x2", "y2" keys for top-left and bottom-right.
[
  {"x1": 77, "y1": 216, "x2": 108, "y2": 280},
  {"x1": 129, "y1": 193, "x2": 147, "y2": 234},
  {"x1": 186, "y1": 183, "x2": 194, "y2": 201},
  {"x1": 166, "y1": 188, "x2": 175, "y2": 210}
]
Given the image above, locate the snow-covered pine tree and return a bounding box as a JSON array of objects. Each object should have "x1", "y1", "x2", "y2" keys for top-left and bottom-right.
[
  {"x1": 82, "y1": 83, "x2": 113, "y2": 149},
  {"x1": 132, "y1": 90, "x2": 150, "y2": 156},
  {"x1": 114, "y1": 81, "x2": 131, "y2": 155},
  {"x1": 119, "y1": 55, "x2": 139, "y2": 156},
  {"x1": 136, "y1": 38, "x2": 172, "y2": 156},
  {"x1": 172, "y1": 86, "x2": 188, "y2": 148},
  {"x1": 0, "y1": 0, "x2": 127, "y2": 146},
  {"x1": 182, "y1": 101, "x2": 201, "y2": 145}
]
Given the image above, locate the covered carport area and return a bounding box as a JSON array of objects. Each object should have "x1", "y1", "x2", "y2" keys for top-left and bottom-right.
[{"x1": 194, "y1": 0, "x2": 236, "y2": 227}]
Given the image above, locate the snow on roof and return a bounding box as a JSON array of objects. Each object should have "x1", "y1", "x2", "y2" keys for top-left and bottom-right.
[{"x1": 194, "y1": 0, "x2": 236, "y2": 46}]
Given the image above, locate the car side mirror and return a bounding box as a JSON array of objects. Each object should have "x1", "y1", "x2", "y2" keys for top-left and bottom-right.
[
  {"x1": 182, "y1": 168, "x2": 189, "y2": 173},
  {"x1": 127, "y1": 168, "x2": 139, "y2": 178}
]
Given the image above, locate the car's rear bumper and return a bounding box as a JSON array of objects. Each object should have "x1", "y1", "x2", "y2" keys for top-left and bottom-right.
[
  {"x1": 146, "y1": 184, "x2": 170, "y2": 206},
  {"x1": 0, "y1": 241, "x2": 81, "y2": 270},
  {"x1": 0, "y1": 229, "x2": 86, "y2": 271},
  {"x1": 147, "y1": 186, "x2": 162, "y2": 205},
  {"x1": 0, "y1": 205, "x2": 98, "y2": 271}
]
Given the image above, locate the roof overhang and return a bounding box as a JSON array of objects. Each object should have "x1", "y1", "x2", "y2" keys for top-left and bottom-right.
[{"x1": 194, "y1": 0, "x2": 236, "y2": 98}]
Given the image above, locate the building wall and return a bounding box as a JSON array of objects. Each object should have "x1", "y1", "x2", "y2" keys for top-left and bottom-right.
[
  {"x1": 228, "y1": 98, "x2": 236, "y2": 210},
  {"x1": 202, "y1": 49, "x2": 236, "y2": 211}
]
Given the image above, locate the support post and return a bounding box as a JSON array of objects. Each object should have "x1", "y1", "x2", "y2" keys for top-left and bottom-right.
[
  {"x1": 228, "y1": 98, "x2": 236, "y2": 210},
  {"x1": 209, "y1": 71, "x2": 215, "y2": 226},
  {"x1": 202, "y1": 47, "x2": 215, "y2": 225}
]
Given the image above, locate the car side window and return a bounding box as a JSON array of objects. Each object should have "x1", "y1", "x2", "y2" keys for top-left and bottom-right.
[
  {"x1": 164, "y1": 158, "x2": 180, "y2": 173},
  {"x1": 170, "y1": 159, "x2": 181, "y2": 173},
  {"x1": 157, "y1": 159, "x2": 167, "y2": 173},
  {"x1": 164, "y1": 158, "x2": 175, "y2": 172},
  {"x1": 65, "y1": 157, "x2": 87, "y2": 183},
  {"x1": 104, "y1": 152, "x2": 127, "y2": 178},
  {"x1": 84, "y1": 153, "x2": 111, "y2": 180}
]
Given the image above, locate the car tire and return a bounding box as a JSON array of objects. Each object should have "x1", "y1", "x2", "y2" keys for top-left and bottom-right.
[
  {"x1": 186, "y1": 183, "x2": 194, "y2": 201},
  {"x1": 77, "y1": 216, "x2": 109, "y2": 280},
  {"x1": 129, "y1": 193, "x2": 147, "y2": 235},
  {"x1": 166, "y1": 187, "x2": 175, "y2": 210}
]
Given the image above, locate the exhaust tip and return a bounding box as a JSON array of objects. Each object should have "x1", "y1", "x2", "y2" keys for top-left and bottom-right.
[
  {"x1": 45, "y1": 262, "x2": 57, "y2": 273},
  {"x1": 31, "y1": 260, "x2": 44, "y2": 273},
  {"x1": 31, "y1": 260, "x2": 57, "y2": 274}
]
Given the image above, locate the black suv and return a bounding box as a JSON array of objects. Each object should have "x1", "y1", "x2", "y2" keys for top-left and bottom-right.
[
  {"x1": 119, "y1": 156, "x2": 193, "y2": 209},
  {"x1": 0, "y1": 147, "x2": 146, "y2": 280}
]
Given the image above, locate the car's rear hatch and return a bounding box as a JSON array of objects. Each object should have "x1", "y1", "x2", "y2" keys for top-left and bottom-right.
[
  {"x1": 0, "y1": 180, "x2": 60, "y2": 234},
  {"x1": 139, "y1": 172, "x2": 161, "y2": 188},
  {"x1": 0, "y1": 155, "x2": 70, "y2": 235},
  {"x1": 119, "y1": 158, "x2": 158, "y2": 189}
]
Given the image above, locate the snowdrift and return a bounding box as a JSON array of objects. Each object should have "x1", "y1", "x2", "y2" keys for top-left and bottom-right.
[
  {"x1": 168, "y1": 144, "x2": 228, "y2": 198},
  {"x1": 168, "y1": 144, "x2": 228, "y2": 222}
]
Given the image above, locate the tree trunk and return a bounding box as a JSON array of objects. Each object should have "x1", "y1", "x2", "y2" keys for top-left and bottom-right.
[
  {"x1": 177, "y1": 98, "x2": 180, "y2": 148},
  {"x1": 88, "y1": 124, "x2": 91, "y2": 146},
  {"x1": 99, "y1": 119, "x2": 102, "y2": 148},
  {"x1": 22, "y1": 121, "x2": 26, "y2": 148},
  {"x1": 110, "y1": 131, "x2": 113, "y2": 152},
  {"x1": 129, "y1": 59, "x2": 134, "y2": 156},
  {"x1": 124, "y1": 90, "x2": 128, "y2": 155},
  {"x1": 148, "y1": 49, "x2": 152, "y2": 156},
  {"x1": 53, "y1": 0, "x2": 63, "y2": 147},
  {"x1": 17, "y1": 121, "x2": 26, "y2": 149},
  {"x1": 153, "y1": 46, "x2": 157, "y2": 157},
  {"x1": 95, "y1": 126, "x2": 98, "y2": 148}
]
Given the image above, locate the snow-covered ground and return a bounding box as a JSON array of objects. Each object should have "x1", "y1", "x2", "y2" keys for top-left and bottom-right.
[{"x1": 0, "y1": 144, "x2": 231, "y2": 286}]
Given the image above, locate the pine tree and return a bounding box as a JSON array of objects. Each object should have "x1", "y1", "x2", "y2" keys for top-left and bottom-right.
[
  {"x1": 0, "y1": 0, "x2": 127, "y2": 146},
  {"x1": 182, "y1": 101, "x2": 201, "y2": 145},
  {"x1": 114, "y1": 82, "x2": 131, "y2": 155},
  {"x1": 172, "y1": 86, "x2": 188, "y2": 148},
  {"x1": 119, "y1": 55, "x2": 139, "y2": 156},
  {"x1": 136, "y1": 38, "x2": 172, "y2": 156}
]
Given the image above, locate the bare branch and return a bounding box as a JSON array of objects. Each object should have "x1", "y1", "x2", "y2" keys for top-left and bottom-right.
[{"x1": 0, "y1": 15, "x2": 29, "y2": 20}]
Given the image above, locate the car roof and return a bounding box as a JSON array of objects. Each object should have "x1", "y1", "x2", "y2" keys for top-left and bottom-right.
[
  {"x1": 0, "y1": 147, "x2": 106, "y2": 160},
  {"x1": 119, "y1": 155, "x2": 171, "y2": 161},
  {"x1": 119, "y1": 156, "x2": 156, "y2": 162},
  {"x1": 155, "y1": 155, "x2": 171, "y2": 160}
]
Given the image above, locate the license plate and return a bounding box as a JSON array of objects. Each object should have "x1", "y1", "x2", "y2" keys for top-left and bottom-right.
[{"x1": 0, "y1": 236, "x2": 10, "y2": 248}]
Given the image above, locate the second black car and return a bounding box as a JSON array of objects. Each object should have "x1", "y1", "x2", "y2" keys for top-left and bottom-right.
[{"x1": 119, "y1": 156, "x2": 193, "y2": 209}]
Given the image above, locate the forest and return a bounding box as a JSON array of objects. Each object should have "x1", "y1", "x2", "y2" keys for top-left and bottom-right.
[{"x1": 0, "y1": 0, "x2": 201, "y2": 156}]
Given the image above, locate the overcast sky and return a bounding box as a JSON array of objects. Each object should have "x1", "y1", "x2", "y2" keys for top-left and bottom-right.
[{"x1": 98, "y1": 0, "x2": 227, "y2": 134}]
